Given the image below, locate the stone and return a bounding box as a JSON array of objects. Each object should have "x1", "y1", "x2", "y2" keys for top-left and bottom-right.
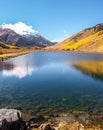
[
  {"x1": 58, "y1": 122, "x2": 68, "y2": 130},
  {"x1": 78, "y1": 124, "x2": 84, "y2": 130},
  {"x1": 58, "y1": 121, "x2": 85, "y2": 130},
  {"x1": 30, "y1": 115, "x2": 45, "y2": 123},
  {"x1": 68, "y1": 122, "x2": 80, "y2": 130},
  {"x1": 40, "y1": 123, "x2": 55, "y2": 130},
  {"x1": 0, "y1": 109, "x2": 21, "y2": 127},
  {"x1": 0, "y1": 109, "x2": 29, "y2": 130},
  {"x1": 30, "y1": 123, "x2": 39, "y2": 128}
]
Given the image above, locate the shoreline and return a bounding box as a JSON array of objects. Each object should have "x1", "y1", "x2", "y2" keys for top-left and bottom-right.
[
  {"x1": 0, "y1": 108, "x2": 102, "y2": 130},
  {"x1": 0, "y1": 48, "x2": 37, "y2": 61},
  {"x1": 1, "y1": 48, "x2": 103, "y2": 61},
  {"x1": 13, "y1": 110, "x2": 103, "y2": 129},
  {"x1": 43, "y1": 48, "x2": 103, "y2": 55}
]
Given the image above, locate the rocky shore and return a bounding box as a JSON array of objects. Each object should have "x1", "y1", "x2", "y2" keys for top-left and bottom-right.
[{"x1": 0, "y1": 109, "x2": 103, "y2": 130}]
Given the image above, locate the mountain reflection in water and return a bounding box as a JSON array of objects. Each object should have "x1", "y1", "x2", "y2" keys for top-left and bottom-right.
[{"x1": 72, "y1": 61, "x2": 103, "y2": 81}]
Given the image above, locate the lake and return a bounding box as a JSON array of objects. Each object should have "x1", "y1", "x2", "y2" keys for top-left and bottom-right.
[{"x1": 0, "y1": 52, "x2": 103, "y2": 116}]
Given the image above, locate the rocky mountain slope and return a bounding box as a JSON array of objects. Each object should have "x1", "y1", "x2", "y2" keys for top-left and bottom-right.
[
  {"x1": 48, "y1": 23, "x2": 103, "y2": 53},
  {"x1": 0, "y1": 28, "x2": 53, "y2": 47},
  {"x1": 0, "y1": 41, "x2": 16, "y2": 49}
]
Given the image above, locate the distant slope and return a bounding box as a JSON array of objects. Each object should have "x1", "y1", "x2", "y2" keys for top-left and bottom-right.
[
  {"x1": 0, "y1": 28, "x2": 54, "y2": 47},
  {"x1": 0, "y1": 41, "x2": 16, "y2": 49},
  {"x1": 48, "y1": 23, "x2": 103, "y2": 53}
]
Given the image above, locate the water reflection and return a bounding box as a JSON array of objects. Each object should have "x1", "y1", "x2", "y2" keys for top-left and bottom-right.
[
  {"x1": 0, "y1": 53, "x2": 103, "y2": 115},
  {"x1": 3, "y1": 66, "x2": 35, "y2": 79},
  {"x1": 0, "y1": 55, "x2": 37, "y2": 79},
  {"x1": 1, "y1": 52, "x2": 103, "y2": 80},
  {"x1": 72, "y1": 61, "x2": 103, "y2": 81},
  {"x1": 0, "y1": 52, "x2": 71, "y2": 79}
]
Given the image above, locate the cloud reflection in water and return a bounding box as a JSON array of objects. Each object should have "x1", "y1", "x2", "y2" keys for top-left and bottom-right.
[
  {"x1": 1, "y1": 55, "x2": 38, "y2": 79},
  {"x1": 3, "y1": 66, "x2": 36, "y2": 79}
]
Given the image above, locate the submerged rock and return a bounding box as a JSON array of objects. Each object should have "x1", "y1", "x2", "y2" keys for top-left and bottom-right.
[
  {"x1": 40, "y1": 123, "x2": 55, "y2": 130},
  {"x1": 58, "y1": 122, "x2": 68, "y2": 130},
  {"x1": 58, "y1": 121, "x2": 85, "y2": 130},
  {"x1": 30, "y1": 115, "x2": 46, "y2": 123}
]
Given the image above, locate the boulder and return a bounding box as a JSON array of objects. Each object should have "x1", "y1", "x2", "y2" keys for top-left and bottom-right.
[
  {"x1": 0, "y1": 109, "x2": 29, "y2": 130},
  {"x1": 0, "y1": 109, "x2": 21, "y2": 127}
]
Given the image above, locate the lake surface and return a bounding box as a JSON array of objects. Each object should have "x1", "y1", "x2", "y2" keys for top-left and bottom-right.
[{"x1": 0, "y1": 52, "x2": 103, "y2": 115}]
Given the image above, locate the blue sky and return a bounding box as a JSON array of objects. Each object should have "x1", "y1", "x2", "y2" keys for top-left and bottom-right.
[{"x1": 0, "y1": 0, "x2": 103, "y2": 42}]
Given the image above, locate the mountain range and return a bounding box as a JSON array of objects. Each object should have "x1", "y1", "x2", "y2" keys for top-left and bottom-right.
[
  {"x1": 1, "y1": 24, "x2": 103, "y2": 53},
  {"x1": 0, "y1": 28, "x2": 54, "y2": 48},
  {"x1": 47, "y1": 23, "x2": 103, "y2": 53}
]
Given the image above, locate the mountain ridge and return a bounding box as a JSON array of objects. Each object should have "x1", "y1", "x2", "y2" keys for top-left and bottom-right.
[
  {"x1": 0, "y1": 28, "x2": 54, "y2": 47},
  {"x1": 47, "y1": 23, "x2": 103, "y2": 53}
]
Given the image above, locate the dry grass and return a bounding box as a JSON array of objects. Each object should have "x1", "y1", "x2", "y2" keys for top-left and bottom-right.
[
  {"x1": 47, "y1": 30, "x2": 103, "y2": 53},
  {"x1": 0, "y1": 48, "x2": 35, "y2": 60}
]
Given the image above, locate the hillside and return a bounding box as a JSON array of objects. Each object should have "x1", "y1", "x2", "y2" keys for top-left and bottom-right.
[
  {"x1": 0, "y1": 41, "x2": 36, "y2": 60},
  {"x1": 47, "y1": 23, "x2": 103, "y2": 53},
  {"x1": 0, "y1": 41, "x2": 16, "y2": 49},
  {"x1": 0, "y1": 28, "x2": 55, "y2": 60},
  {"x1": 0, "y1": 28, "x2": 54, "y2": 47}
]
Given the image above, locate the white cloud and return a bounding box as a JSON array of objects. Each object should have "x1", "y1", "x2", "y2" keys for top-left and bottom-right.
[
  {"x1": 1, "y1": 22, "x2": 38, "y2": 35},
  {"x1": 64, "y1": 29, "x2": 69, "y2": 37},
  {"x1": 51, "y1": 39, "x2": 58, "y2": 42}
]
